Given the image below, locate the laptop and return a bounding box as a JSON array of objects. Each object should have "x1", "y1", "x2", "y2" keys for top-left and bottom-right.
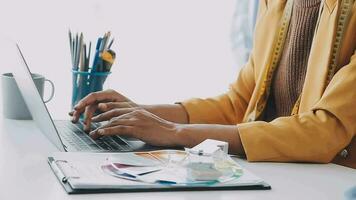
[{"x1": 11, "y1": 42, "x2": 153, "y2": 152}]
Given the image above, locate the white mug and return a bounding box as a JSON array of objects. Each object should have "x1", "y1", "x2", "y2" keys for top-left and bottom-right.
[{"x1": 1, "y1": 73, "x2": 55, "y2": 120}]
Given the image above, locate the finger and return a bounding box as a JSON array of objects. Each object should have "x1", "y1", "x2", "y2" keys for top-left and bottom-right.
[
  {"x1": 108, "y1": 118, "x2": 138, "y2": 126},
  {"x1": 90, "y1": 125, "x2": 134, "y2": 140},
  {"x1": 72, "y1": 105, "x2": 90, "y2": 123},
  {"x1": 83, "y1": 104, "x2": 98, "y2": 132},
  {"x1": 68, "y1": 111, "x2": 74, "y2": 116},
  {"x1": 94, "y1": 108, "x2": 137, "y2": 123},
  {"x1": 91, "y1": 116, "x2": 136, "y2": 134},
  {"x1": 73, "y1": 90, "x2": 118, "y2": 113},
  {"x1": 98, "y1": 102, "x2": 136, "y2": 112},
  {"x1": 71, "y1": 110, "x2": 81, "y2": 123},
  {"x1": 92, "y1": 108, "x2": 136, "y2": 122},
  {"x1": 71, "y1": 91, "x2": 115, "y2": 123}
]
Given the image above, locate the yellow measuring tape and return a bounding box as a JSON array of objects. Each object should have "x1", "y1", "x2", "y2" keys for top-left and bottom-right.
[
  {"x1": 246, "y1": 0, "x2": 354, "y2": 122},
  {"x1": 325, "y1": 0, "x2": 354, "y2": 86},
  {"x1": 246, "y1": 0, "x2": 294, "y2": 122},
  {"x1": 291, "y1": 0, "x2": 354, "y2": 115}
]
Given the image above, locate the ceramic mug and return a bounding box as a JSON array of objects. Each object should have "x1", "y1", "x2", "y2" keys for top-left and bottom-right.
[{"x1": 1, "y1": 73, "x2": 54, "y2": 120}]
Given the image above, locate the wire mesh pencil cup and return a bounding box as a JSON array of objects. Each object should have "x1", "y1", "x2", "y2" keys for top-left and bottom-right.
[{"x1": 71, "y1": 70, "x2": 111, "y2": 109}]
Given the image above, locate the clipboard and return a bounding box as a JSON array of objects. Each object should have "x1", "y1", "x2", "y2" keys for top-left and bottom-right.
[{"x1": 48, "y1": 152, "x2": 271, "y2": 194}]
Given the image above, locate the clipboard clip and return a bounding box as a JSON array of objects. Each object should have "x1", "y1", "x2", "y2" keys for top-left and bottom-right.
[{"x1": 49, "y1": 158, "x2": 80, "y2": 183}]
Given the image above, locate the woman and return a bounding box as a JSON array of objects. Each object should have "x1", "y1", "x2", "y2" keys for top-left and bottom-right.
[{"x1": 71, "y1": 0, "x2": 356, "y2": 168}]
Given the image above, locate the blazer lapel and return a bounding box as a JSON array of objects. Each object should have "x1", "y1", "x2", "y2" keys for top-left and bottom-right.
[
  {"x1": 325, "y1": 0, "x2": 338, "y2": 13},
  {"x1": 299, "y1": 0, "x2": 339, "y2": 112}
]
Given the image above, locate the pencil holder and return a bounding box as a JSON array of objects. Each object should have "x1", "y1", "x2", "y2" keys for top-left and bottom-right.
[{"x1": 71, "y1": 70, "x2": 111, "y2": 109}]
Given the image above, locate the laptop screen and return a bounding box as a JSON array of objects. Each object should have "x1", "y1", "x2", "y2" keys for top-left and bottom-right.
[{"x1": 11, "y1": 42, "x2": 65, "y2": 151}]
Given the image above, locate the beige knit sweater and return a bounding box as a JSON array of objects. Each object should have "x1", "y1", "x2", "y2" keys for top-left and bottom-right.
[{"x1": 263, "y1": 0, "x2": 322, "y2": 121}]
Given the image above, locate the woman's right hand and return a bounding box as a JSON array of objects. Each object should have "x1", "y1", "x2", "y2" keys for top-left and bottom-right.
[{"x1": 69, "y1": 89, "x2": 140, "y2": 132}]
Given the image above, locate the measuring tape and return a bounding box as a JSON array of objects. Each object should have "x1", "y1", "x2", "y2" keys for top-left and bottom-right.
[
  {"x1": 291, "y1": 0, "x2": 354, "y2": 115},
  {"x1": 246, "y1": 0, "x2": 354, "y2": 122},
  {"x1": 325, "y1": 0, "x2": 354, "y2": 85},
  {"x1": 246, "y1": 0, "x2": 294, "y2": 122},
  {"x1": 290, "y1": 0, "x2": 325, "y2": 115}
]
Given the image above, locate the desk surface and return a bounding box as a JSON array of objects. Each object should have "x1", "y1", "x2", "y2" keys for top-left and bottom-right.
[{"x1": 0, "y1": 118, "x2": 355, "y2": 200}]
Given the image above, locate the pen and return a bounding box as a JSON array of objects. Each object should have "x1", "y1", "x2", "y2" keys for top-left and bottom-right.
[
  {"x1": 68, "y1": 30, "x2": 74, "y2": 68},
  {"x1": 108, "y1": 38, "x2": 114, "y2": 49},
  {"x1": 99, "y1": 32, "x2": 107, "y2": 53},
  {"x1": 103, "y1": 31, "x2": 111, "y2": 51},
  {"x1": 102, "y1": 49, "x2": 116, "y2": 72},
  {"x1": 83, "y1": 43, "x2": 87, "y2": 71},
  {"x1": 72, "y1": 40, "x2": 75, "y2": 66},
  {"x1": 77, "y1": 33, "x2": 84, "y2": 70},
  {"x1": 87, "y1": 42, "x2": 91, "y2": 69},
  {"x1": 74, "y1": 34, "x2": 79, "y2": 70},
  {"x1": 92, "y1": 37, "x2": 102, "y2": 72}
]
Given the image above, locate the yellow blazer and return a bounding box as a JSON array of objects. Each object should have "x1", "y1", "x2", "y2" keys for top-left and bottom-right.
[{"x1": 182, "y1": 0, "x2": 356, "y2": 164}]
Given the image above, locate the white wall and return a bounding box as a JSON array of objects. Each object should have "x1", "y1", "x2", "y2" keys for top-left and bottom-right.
[{"x1": 0, "y1": 0, "x2": 237, "y2": 119}]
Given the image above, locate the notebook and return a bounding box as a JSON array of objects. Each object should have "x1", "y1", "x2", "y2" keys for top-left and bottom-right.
[{"x1": 48, "y1": 151, "x2": 271, "y2": 194}]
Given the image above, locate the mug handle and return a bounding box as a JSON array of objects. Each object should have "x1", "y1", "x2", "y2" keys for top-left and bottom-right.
[{"x1": 44, "y1": 79, "x2": 55, "y2": 103}]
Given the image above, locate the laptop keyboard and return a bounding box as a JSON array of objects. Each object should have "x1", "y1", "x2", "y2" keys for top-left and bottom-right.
[{"x1": 55, "y1": 121, "x2": 132, "y2": 152}]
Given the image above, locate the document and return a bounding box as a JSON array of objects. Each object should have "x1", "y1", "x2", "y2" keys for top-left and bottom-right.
[{"x1": 48, "y1": 151, "x2": 271, "y2": 193}]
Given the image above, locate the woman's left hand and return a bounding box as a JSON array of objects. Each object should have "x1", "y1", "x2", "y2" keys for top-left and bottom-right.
[{"x1": 89, "y1": 109, "x2": 180, "y2": 147}]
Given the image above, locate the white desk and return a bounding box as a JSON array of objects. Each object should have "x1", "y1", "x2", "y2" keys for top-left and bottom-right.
[{"x1": 0, "y1": 118, "x2": 355, "y2": 200}]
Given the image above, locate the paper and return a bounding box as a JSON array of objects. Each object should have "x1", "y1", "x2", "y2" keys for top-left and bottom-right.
[
  {"x1": 102, "y1": 151, "x2": 191, "y2": 184},
  {"x1": 187, "y1": 139, "x2": 228, "y2": 155},
  {"x1": 101, "y1": 163, "x2": 162, "y2": 181},
  {"x1": 102, "y1": 150, "x2": 242, "y2": 185},
  {"x1": 107, "y1": 152, "x2": 162, "y2": 166},
  {"x1": 186, "y1": 162, "x2": 222, "y2": 181},
  {"x1": 136, "y1": 150, "x2": 189, "y2": 165},
  {"x1": 49, "y1": 152, "x2": 267, "y2": 190},
  {"x1": 139, "y1": 167, "x2": 190, "y2": 184}
]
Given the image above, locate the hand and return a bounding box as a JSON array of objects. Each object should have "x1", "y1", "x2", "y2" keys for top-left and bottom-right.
[
  {"x1": 69, "y1": 89, "x2": 139, "y2": 132},
  {"x1": 90, "y1": 106, "x2": 244, "y2": 154},
  {"x1": 89, "y1": 109, "x2": 179, "y2": 147}
]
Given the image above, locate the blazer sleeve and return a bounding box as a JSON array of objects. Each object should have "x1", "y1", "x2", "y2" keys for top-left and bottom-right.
[
  {"x1": 180, "y1": 54, "x2": 256, "y2": 125},
  {"x1": 239, "y1": 51, "x2": 356, "y2": 163}
]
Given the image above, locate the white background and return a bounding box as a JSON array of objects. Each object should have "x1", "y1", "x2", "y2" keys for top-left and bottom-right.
[
  {"x1": 1, "y1": 3, "x2": 356, "y2": 200},
  {"x1": 0, "y1": 0, "x2": 237, "y2": 119}
]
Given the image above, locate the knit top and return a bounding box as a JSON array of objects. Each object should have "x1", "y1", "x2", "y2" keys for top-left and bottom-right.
[{"x1": 263, "y1": 0, "x2": 322, "y2": 121}]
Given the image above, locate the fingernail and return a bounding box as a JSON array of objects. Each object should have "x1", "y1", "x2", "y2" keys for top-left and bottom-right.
[
  {"x1": 74, "y1": 104, "x2": 80, "y2": 110},
  {"x1": 99, "y1": 103, "x2": 107, "y2": 110},
  {"x1": 98, "y1": 129, "x2": 104, "y2": 135},
  {"x1": 89, "y1": 131, "x2": 96, "y2": 139},
  {"x1": 92, "y1": 115, "x2": 100, "y2": 121}
]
